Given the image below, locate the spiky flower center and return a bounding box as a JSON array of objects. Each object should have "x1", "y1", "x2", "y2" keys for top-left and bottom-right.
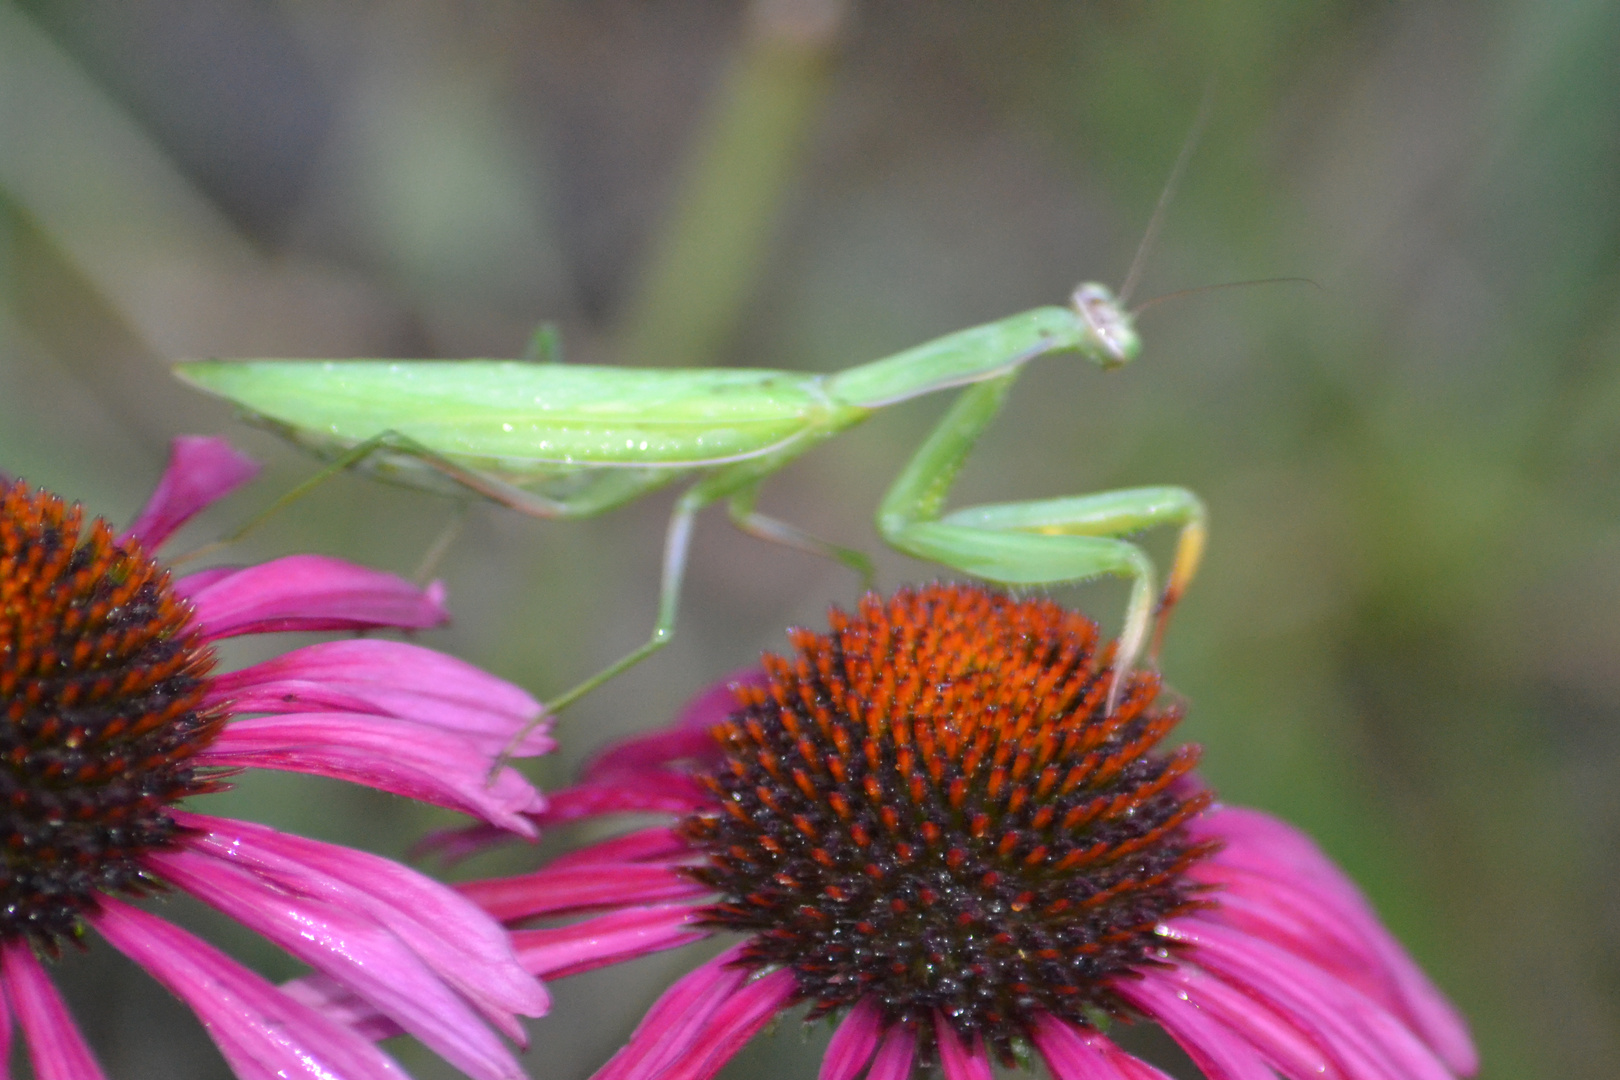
[
  {"x1": 681, "y1": 584, "x2": 1219, "y2": 1063},
  {"x1": 0, "y1": 479, "x2": 224, "y2": 948}
]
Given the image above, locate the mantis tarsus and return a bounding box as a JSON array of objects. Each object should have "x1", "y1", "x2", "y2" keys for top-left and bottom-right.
[{"x1": 175, "y1": 283, "x2": 1207, "y2": 725}]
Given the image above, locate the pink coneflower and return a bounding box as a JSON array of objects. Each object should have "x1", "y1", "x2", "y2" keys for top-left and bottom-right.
[
  {"x1": 1, "y1": 436, "x2": 551, "y2": 1080},
  {"x1": 452, "y1": 584, "x2": 1478, "y2": 1080}
]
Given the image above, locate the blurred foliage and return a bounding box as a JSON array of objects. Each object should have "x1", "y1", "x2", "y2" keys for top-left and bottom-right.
[{"x1": 1, "y1": 1, "x2": 1618, "y2": 1078}]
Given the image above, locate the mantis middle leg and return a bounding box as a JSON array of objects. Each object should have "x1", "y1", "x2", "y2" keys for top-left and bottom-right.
[{"x1": 875, "y1": 374, "x2": 1207, "y2": 711}]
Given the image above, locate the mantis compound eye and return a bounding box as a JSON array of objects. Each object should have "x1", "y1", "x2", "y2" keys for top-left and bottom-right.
[
  {"x1": 679, "y1": 583, "x2": 1215, "y2": 1067},
  {"x1": 1072, "y1": 283, "x2": 1142, "y2": 367},
  {"x1": 0, "y1": 479, "x2": 224, "y2": 949}
]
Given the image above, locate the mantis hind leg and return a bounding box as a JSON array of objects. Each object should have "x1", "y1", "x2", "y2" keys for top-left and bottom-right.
[{"x1": 875, "y1": 375, "x2": 1207, "y2": 710}]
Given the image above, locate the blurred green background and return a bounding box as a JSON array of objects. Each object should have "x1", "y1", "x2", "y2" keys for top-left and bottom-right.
[{"x1": 2, "y1": 1, "x2": 1617, "y2": 1078}]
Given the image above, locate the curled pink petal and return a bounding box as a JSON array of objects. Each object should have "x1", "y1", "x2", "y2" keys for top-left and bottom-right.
[
  {"x1": 201, "y1": 713, "x2": 543, "y2": 834},
  {"x1": 1030, "y1": 1016, "x2": 1139, "y2": 1080},
  {"x1": 594, "y1": 947, "x2": 752, "y2": 1080},
  {"x1": 460, "y1": 862, "x2": 709, "y2": 922},
  {"x1": 122, "y1": 435, "x2": 259, "y2": 550},
  {"x1": 93, "y1": 899, "x2": 409, "y2": 1080},
  {"x1": 866, "y1": 1024, "x2": 917, "y2": 1080},
  {"x1": 210, "y1": 639, "x2": 551, "y2": 755},
  {"x1": 935, "y1": 1015, "x2": 993, "y2": 1080},
  {"x1": 186, "y1": 555, "x2": 449, "y2": 639},
  {"x1": 660, "y1": 968, "x2": 798, "y2": 1080},
  {"x1": 150, "y1": 846, "x2": 527, "y2": 1080},
  {"x1": 2, "y1": 940, "x2": 108, "y2": 1080},
  {"x1": 820, "y1": 997, "x2": 883, "y2": 1080},
  {"x1": 514, "y1": 904, "x2": 708, "y2": 978},
  {"x1": 171, "y1": 812, "x2": 547, "y2": 1037}
]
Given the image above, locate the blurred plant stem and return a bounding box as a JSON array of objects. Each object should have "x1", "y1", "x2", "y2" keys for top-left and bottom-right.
[{"x1": 614, "y1": 0, "x2": 847, "y2": 369}]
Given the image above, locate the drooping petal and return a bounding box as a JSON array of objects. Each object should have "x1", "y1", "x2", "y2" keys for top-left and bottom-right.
[
  {"x1": 1030, "y1": 1015, "x2": 1140, "y2": 1080},
  {"x1": 1144, "y1": 966, "x2": 1341, "y2": 1080},
  {"x1": 865, "y1": 1024, "x2": 917, "y2": 1080},
  {"x1": 1167, "y1": 918, "x2": 1455, "y2": 1080},
  {"x1": 121, "y1": 435, "x2": 259, "y2": 550},
  {"x1": 171, "y1": 812, "x2": 548, "y2": 1038},
  {"x1": 1114, "y1": 976, "x2": 1275, "y2": 1080},
  {"x1": 935, "y1": 1015, "x2": 993, "y2": 1080},
  {"x1": 593, "y1": 947, "x2": 752, "y2": 1080},
  {"x1": 820, "y1": 997, "x2": 883, "y2": 1080},
  {"x1": 1195, "y1": 807, "x2": 1475, "y2": 1074},
  {"x1": 200, "y1": 713, "x2": 544, "y2": 833},
  {"x1": 185, "y1": 555, "x2": 448, "y2": 639},
  {"x1": 1, "y1": 941, "x2": 108, "y2": 1080},
  {"x1": 93, "y1": 898, "x2": 409, "y2": 1080},
  {"x1": 659, "y1": 968, "x2": 798, "y2": 1080},
  {"x1": 514, "y1": 904, "x2": 709, "y2": 978},
  {"x1": 209, "y1": 639, "x2": 551, "y2": 756},
  {"x1": 151, "y1": 845, "x2": 528, "y2": 1080},
  {"x1": 461, "y1": 862, "x2": 710, "y2": 922}
]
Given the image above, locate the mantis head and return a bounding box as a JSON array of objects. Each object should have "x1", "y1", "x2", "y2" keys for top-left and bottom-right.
[{"x1": 1071, "y1": 283, "x2": 1141, "y2": 369}]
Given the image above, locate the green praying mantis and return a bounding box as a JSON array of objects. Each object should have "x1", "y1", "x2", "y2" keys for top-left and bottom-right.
[{"x1": 175, "y1": 280, "x2": 1206, "y2": 723}]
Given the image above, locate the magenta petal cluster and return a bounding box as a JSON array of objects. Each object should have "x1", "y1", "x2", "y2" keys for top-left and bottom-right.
[
  {"x1": 449, "y1": 667, "x2": 1478, "y2": 1080},
  {"x1": 0, "y1": 437, "x2": 550, "y2": 1080}
]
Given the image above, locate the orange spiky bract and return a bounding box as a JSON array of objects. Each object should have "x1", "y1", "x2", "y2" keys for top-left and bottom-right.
[
  {"x1": 0, "y1": 479, "x2": 225, "y2": 949},
  {"x1": 679, "y1": 583, "x2": 1220, "y2": 1065}
]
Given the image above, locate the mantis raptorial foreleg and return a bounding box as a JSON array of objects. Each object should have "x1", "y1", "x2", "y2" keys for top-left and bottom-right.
[{"x1": 876, "y1": 373, "x2": 1207, "y2": 710}]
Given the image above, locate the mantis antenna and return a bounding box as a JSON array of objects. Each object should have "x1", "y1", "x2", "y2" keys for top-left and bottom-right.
[{"x1": 1117, "y1": 89, "x2": 1214, "y2": 307}]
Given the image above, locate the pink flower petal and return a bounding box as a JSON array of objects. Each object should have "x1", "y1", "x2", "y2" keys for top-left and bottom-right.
[
  {"x1": 121, "y1": 435, "x2": 259, "y2": 550},
  {"x1": 151, "y1": 845, "x2": 528, "y2": 1080},
  {"x1": 1167, "y1": 918, "x2": 1456, "y2": 1080},
  {"x1": 935, "y1": 1015, "x2": 993, "y2": 1080},
  {"x1": 675, "y1": 669, "x2": 770, "y2": 729},
  {"x1": 581, "y1": 669, "x2": 767, "y2": 781},
  {"x1": 186, "y1": 555, "x2": 449, "y2": 639},
  {"x1": 210, "y1": 639, "x2": 551, "y2": 756},
  {"x1": 545, "y1": 828, "x2": 694, "y2": 872},
  {"x1": 1143, "y1": 967, "x2": 1341, "y2": 1080},
  {"x1": 93, "y1": 898, "x2": 410, "y2": 1080},
  {"x1": 1198, "y1": 808, "x2": 1476, "y2": 1075},
  {"x1": 171, "y1": 812, "x2": 548, "y2": 1038},
  {"x1": 1, "y1": 940, "x2": 108, "y2": 1080},
  {"x1": 820, "y1": 997, "x2": 883, "y2": 1080},
  {"x1": 659, "y1": 968, "x2": 798, "y2": 1080},
  {"x1": 582, "y1": 728, "x2": 723, "y2": 783},
  {"x1": 1115, "y1": 976, "x2": 1275, "y2": 1080},
  {"x1": 513, "y1": 905, "x2": 708, "y2": 978},
  {"x1": 1030, "y1": 1015, "x2": 1139, "y2": 1080},
  {"x1": 593, "y1": 947, "x2": 752, "y2": 1080},
  {"x1": 866, "y1": 1024, "x2": 917, "y2": 1080},
  {"x1": 459, "y1": 862, "x2": 709, "y2": 922},
  {"x1": 281, "y1": 974, "x2": 403, "y2": 1043},
  {"x1": 201, "y1": 713, "x2": 543, "y2": 834},
  {"x1": 540, "y1": 775, "x2": 712, "y2": 822}
]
